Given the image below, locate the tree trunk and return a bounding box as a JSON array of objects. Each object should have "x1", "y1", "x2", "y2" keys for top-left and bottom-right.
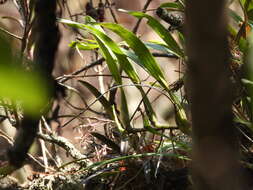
[
  {"x1": 185, "y1": 1, "x2": 247, "y2": 189},
  {"x1": 7, "y1": 0, "x2": 60, "y2": 168}
]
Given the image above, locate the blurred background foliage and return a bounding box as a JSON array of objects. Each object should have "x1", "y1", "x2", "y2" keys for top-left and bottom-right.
[
  {"x1": 0, "y1": 35, "x2": 49, "y2": 116},
  {"x1": 1, "y1": 0, "x2": 253, "y2": 189}
]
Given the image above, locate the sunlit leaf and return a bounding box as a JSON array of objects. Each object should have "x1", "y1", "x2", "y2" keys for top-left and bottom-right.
[
  {"x1": 159, "y1": 2, "x2": 184, "y2": 11},
  {"x1": 94, "y1": 35, "x2": 122, "y2": 84},
  {"x1": 143, "y1": 115, "x2": 170, "y2": 139},
  {"x1": 112, "y1": 105, "x2": 125, "y2": 133},
  {"x1": 126, "y1": 11, "x2": 184, "y2": 58},
  {"x1": 145, "y1": 41, "x2": 178, "y2": 57},
  {"x1": 69, "y1": 40, "x2": 99, "y2": 50},
  {"x1": 100, "y1": 22, "x2": 169, "y2": 89},
  {"x1": 100, "y1": 22, "x2": 188, "y2": 131},
  {"x1": 60, "y1": 18, "x2": 158, "y2": 128},
  {"x1": 81, "y1": 23, "x2": 141, "y2": 84}
]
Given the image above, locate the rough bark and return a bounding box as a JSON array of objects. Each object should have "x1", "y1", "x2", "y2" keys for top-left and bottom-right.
[{"x1": 185, "y1": 1, "x2": 247, "y2": 189}]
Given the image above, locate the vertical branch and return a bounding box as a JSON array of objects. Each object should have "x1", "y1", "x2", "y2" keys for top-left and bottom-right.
[
  {"x1": 33, "y1": 0, "x2": 60, "y2": 75},
  {"x1": 7, "y1": 0, "x2": 60, "y2": 168},
  {"x1": 105, "y1": 0, "x2": 118, "y2": 23},
  {"x1": 185, "y1": 0, "x2": 246, "y2": 189},
  {"x1": 132, "y1": 0, "x2": 153, "y2": 34}
]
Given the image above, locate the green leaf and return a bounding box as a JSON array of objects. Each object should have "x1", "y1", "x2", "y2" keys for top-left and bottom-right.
[
  {"x1": 121, "y1": 49, "x2": 144, "y2": 69},
  {"x1": 159, "y1": 2, "x2": 184, "y2": 11},
  {"x1": 81, "y1": 24, "x2": 141, "y2": 84},
  {"x1": 248, "y1": 9, "x2": 253, "y2": 21},
  {"x1": 242, "y1": 78, "x2": 253, "y2": 85},
  {"x1": 228, "y1": 24, "x2": 248, "y2": 53},
  {"x1": 240, "y1": 0, "x2": 253, "y2": 11},
  {"x1": 59, "y1": 18, "x2": 140, "y2": 85},
  {"x1": 234, "y1": 116, "x2": 252, "y2": 129},
  {"x1": 0, "y1": 36, "x2": 50, "y2": 117},
  {"x1": 70, "y1": 40, "x2": 99, "y2": 50},
  {"x1": 100, "y1": 23, "x2": 171, "y2": 124},
  {"x1": 60, "y1": 18, "x2": 158, "y2": 127},
  {"x1": 127, "y1": 11, "x2": 184, "y2": 58},
  {"x1": 112, "y1": 105, "x2": 125, "y2": 133},
  {"x1": 78, "y1": 152, "x2": 190, "y2": 171},
  {"x1": 177, "y1": 31, "x2": 185, "y2": 47},
  {"x1": 120, "y1": 88, "x2": 131, "y2": 131},
  {"x1": 78, "y1": 80, "x2": 114, "y2": 119},
  {"x1": 145, "y1": 41, "x2": 178, "y2": 56},
  {"x1": 99, "y1": 22, "x2": 188, "y2": 128},
  {"x1": 175, "y1": 108, "x2": 191, "y2": 135},
  {"x1": 94, "y1": 35, "x2": 122, "y2": 84},
  {"x1": 101, "y1": 22, "x2": 169, "y2": 89},
  {"x1": 143, "y1": 115, "x2": 170, "y2": 139},
  {"x1": 229, "y1": 8, "x2": 243, "y2": 23}
]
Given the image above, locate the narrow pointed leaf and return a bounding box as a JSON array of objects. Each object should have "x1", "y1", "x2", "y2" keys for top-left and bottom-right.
[
  {"x1": 60, "y1": 18, "x2": 158, "y2": 128},
  {"x1": 143, "y1": 115, "x2": 170, "y2": 139},
  {"x1": 120, "y1": 88, "x2": 131, "y2": 131},
  {"x1": 159, "y1": 2, "x2": 184, "y2": 11},
  {"x1": 145, "y1": 41, "x2": 179, "y2": 57},
  {"x1": 94, "y1": 35, "x2": 122, "y2": 84},
  {"x1": 101, "y1": 23, "x2": 169, "y2": 89},
  {"x1": 70, "y1": 41, "x2": 99, "y2": 50},
  {"x1": 80, "y1": 24, "x2": 141, "y2": 84},
  {"x1": 112, "y1": 105, "x2": 125, "y2": 133},
  {"x1": 78, "y1": 80, "x2": 113, "y2": 118},
  {"x1": 59, "y1": 19, "x2": 119, "y2": 80},
  {"x1": 127, "y1": 11, "x2": 184, "y2": 58}
]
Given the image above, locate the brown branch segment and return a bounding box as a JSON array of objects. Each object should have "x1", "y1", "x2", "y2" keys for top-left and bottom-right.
[
  {"x1": 37, "y1": 132, "x2": 89, "y2": 166},
  {"x1": 185, "y1": 0, "x2": 248, "y2": 189},
  {"x1": 7, "y1": 0, "x2": 60, "y2": 168}
]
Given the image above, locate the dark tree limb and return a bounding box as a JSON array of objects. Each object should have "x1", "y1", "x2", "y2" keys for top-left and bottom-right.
[
  {"x1": 185, "y1": 0, "x2": 248, "y2": 189},
  {"x1": 7, "y1": 0, "x2": 60, "y2": 168}
]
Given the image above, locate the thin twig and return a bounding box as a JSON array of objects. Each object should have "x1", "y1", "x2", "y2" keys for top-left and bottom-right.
[
  {"x1": 1, "y1": 16, "x2": 23, "y2": 27},
  {"x1": 37, "y1": 132, "x2": 91, "y2": 166},
  {"x1": 129, "y1": 84, "x2": 153, "y2": 122},
  {"x1": 105, "y1": 0, "x2": 118, "y2": 23},
  {"x1": 58, "y1": 57, "x2": 105, "y2": 83},
  {"x1": 127, "y1": 126, "x2": 178, "y2": 134},
  {"x1": 60, "y1": 83, "x2": 174, "y2": 129},
  {"x1": 0, "y1": 129, "x2": 13, "y2": 145},
  {"x1": 38, "y1": 123, "x2": 49, "y2": 171},
  {"x1": 0, "y1": 129, "x2": 47, "y2": 170},
  {"x1": 0, "y1": 27, "x2": 22, "y2": 40},
  {"x1": 132, "y1": 0, "x2": 153, "y2": 34},
  {"x1": 27, "y1": 153, "x2": 48, "y2": 171},
  {"x1": 57, "y1": 53, "x2": 177, "y2": 83}
]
